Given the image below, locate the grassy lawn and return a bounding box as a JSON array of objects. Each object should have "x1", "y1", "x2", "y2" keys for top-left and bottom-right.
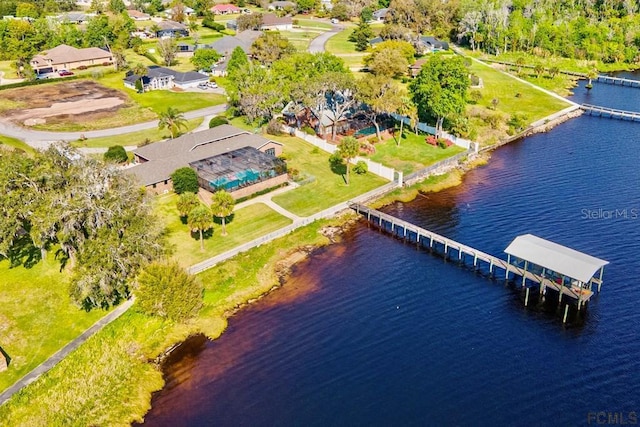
[
  {"x1": 279, "y1": 30, "x2": 326, "y2": 50},
  {"x1": 97, "y1": 73, "x2": 226, "y2": 115},
  {"x1": 468, "y1": 60, "x2": 571, "y2": 123},
  {"x1": 154, "y1": 194, "x2": 293, "y2": 267},
  {"x1": 0, "y1": 60, "x2": 18, "y2": 79},
  {"x1": 335, "y1": 53, "x2": 367, "y2": 69},
  {"x1": 0, "y1": 135, "x2": 35, "y2": 153},
  {"x1": 70, "y1": 118, "x2": 203, "y2": 148},
  {"x1": 0, "y1": 215, "x2": 342, "y2": 426},
  {"x1": 270, "y1": 135, "x2": 388, "y2": 216},
  {"x1": 368, "y1": 132, "x2": 466, "y2": 175},
  {"x1": 294, "y1": 18, "x2": 333, "y2": 29},
  {"x1": 0, "y1": 257, "x2": 106, "y2": 393},
  {"x1": 324, "y1": 25, "x2": 358, "y2": 54}
]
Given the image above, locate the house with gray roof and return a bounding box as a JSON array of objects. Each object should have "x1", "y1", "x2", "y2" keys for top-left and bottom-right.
[
  {"x1": 128, "y1": 125, "x2": 285, "y2": 197},
  {"x1": 372, "y1": 8, "x2": 388, "y2": 21},
  {"x1": 261, "y1": 13, "x2": 292, "y2": 30},
  {"x1": 156, "y1": 20, "x2": 189, "y2": 38},
  {"x1": 123, "y1": 66, "x2": 208, "y2": 91}
]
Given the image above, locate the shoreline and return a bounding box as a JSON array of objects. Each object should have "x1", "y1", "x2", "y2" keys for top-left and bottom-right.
[{"x1": 146, "y1": 100, "x2": 586, "y2": 409}]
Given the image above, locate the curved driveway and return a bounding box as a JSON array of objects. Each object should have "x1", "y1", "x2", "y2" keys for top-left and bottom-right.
[{"x1": 308, "y1": 23, "x2": 343, "y2": 53}]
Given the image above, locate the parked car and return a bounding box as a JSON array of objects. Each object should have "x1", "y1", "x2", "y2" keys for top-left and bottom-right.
[
  {"x1": 330, "y1": 18, "x2": 339, "y2": 24},
  {"x1": 58, "y1": 70, "x2": 74, "y2": 76},
  {"x1": 207, "y1": 81, "x2": 218, "y2": 88},
  {"x1": 197, "y1": 82, "x2": 208, "y2": 89}
]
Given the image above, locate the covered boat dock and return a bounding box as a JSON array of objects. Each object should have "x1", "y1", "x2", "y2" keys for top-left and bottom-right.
[{"x1": 504, "y1": 234, "x2": 609, "y2": 321}]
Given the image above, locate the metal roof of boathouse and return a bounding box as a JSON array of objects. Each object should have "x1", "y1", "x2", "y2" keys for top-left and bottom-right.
[{"x1": 504, "y1": 234, "x2": 609, "y2": 283}]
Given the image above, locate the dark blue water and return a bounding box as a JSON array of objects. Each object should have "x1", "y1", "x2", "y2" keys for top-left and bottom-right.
[{"x1": 143, "y1": 79, "x2": 640, "y2": 426}]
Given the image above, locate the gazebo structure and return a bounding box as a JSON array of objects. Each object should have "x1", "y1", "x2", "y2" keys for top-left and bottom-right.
[{"x1": 504, "y1": 234, "x2": 609, "y2": 320}]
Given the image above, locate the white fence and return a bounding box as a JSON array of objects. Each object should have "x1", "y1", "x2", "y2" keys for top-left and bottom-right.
[
  {"x1": 188, "y1": 181, "x2": 400, "y2": 275},
  {"x1": 292, "y1": 129, "x2": 398, "y2": 182}
]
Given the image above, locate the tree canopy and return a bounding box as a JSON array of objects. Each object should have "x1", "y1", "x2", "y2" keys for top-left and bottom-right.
[
  {"x1": 409, "y1": 55, "x2": 469, "y2": 136},
  {"x1": 190, "y1": 48, "x2": 221, "y2": 70},
  {"x1": 210, "y1": 190, "x2": 235, "y2": 236},
  {"x1": 0, "y1": 145, "x2": 164, "y2": 309},
  {"x1": 134, "y1": 261, "x2": 203, "y2": 322},
  {"x1": 171, "y1": 167, "x2": 200, "y2": 194}
]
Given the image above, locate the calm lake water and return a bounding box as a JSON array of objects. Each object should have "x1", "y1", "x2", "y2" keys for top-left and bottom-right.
[{"x1": 142, "y1": 78, "x2": 640, "y2": 426}]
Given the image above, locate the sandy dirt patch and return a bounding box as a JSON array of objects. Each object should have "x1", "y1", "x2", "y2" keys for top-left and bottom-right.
[{"x1": 0, "y1": 80, "x2": 130, "y2": 126}]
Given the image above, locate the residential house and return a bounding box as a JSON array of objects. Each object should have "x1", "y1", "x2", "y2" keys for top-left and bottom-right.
[
  {"x1": 156, "y1": 20, "x2": 189, "y2": 38},
  {"x1": 165, "y1": 5, "x2": 195, "y2": 20},
  {"x1": 128, "y1": 125, "x2": 285, "y2": 198},
  {"x1": 320, "y1": 0, "x2": 333, "y2": 10},
  {"x1": 55, "y1": 12, "x2": 94, "y2": 24},
  {"x1": 268, "y1": 1, "x2": 296, "y2": 10},
  {"x1": 123, "y1": 65, "x2": 209, "y2": 91},
  {"x1": 131, "y1": 30, "x2": 154, "y2": 39},
  {"x1": 205, "y1": 30, "x2": 262, "y2": 75},
  {"x1": 211, "y1": 3, "x2": 241, "y2": 14},
  {"x1": 30, "y1": 44, "x2": 113, "y2": 74},
  {"x1": 415, "y1": 36, "x2": 449, "y2": 54},
  {"x1": 176, "y1": 42, "x2": 196, "y2": 56},
  {"x1": 127, "y1": 9, "x2": 151, "y2": 20},
  {"x1": 409, "y1": 58, "x2": 426, "y2": 77},
  {"x1": 372, "y1": 8, "x2": 388, "y2": 22},
  {"x1": 261, "y1": 13, "x2": 292, "y2": 31}
]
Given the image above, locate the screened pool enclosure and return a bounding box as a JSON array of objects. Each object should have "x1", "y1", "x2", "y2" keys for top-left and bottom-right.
[{"x1": 189, "y1": 147, "x2": 287, "y2": 193}]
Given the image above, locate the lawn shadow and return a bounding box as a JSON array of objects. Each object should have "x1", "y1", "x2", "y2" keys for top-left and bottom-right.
[
  {"x1": 213, "y1": 213, "x2": 235, "y2": 226},
  {"x1": 329, "y1": 156, "x2": 347, "y2": 184},
  {"x1": 0, "y1": 345, "x2": 10, "y2": 368},
  {"x1": 191, "y1": 228, "x2": 214, "y2": 241},
  {"x1": 6, "y1": 234, "x2": 41, "y2": 269}
]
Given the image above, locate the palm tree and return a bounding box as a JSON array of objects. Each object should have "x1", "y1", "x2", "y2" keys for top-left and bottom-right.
[
  {"x1": 534, "y1": 63, "x2": 545, "y2": 78},
  {"x1": 549, "y1": 66, "x2": 560, "y2": 78},
  {"x1": 210, "y1": 190, "x2": 235, "y2": 236},
  {"x1": 515, "y1": 56, "x2": 525, "y2": 74},
  {"x1": 395, "y1": 96, "x2": 415, "y2": 146},
  {"x1": 158, "y1": 107, "x2": 187, "y2": 139},
  {"x1": 176, "y1": 192, "x2": 200, "y2": 217},
  {"x1": 586, "y1": 68, "x2": 598, "y2": 89},
  {"x1": 337, "y1": 136, "x2": 360, "y2": 185},
  {"x1": 188, "y1": 205, "x2": 213, "y2": 251}
]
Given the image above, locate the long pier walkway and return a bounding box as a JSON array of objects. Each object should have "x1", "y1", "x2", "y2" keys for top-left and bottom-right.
[
  {"x1": 350, "y1": 203, "x2": 599, "y2": 319},
  {"x1": 580, "y1": 104, "x2": 640, "y2": 121},
  {"x1": 596, "y1": 75, "x2": 640, "y2": 87}
]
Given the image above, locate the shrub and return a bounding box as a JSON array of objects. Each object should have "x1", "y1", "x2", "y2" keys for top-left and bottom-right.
[
  {"x1": 302, "y1": 125, "x2": 316, "y2": 135},
  {"x1": 171, "y1": 167, "x2": 199, "y2": 194},
  {"x1": 266, "y1": 118, "x2": 283, "y2": 136},
  {"x1": 103, "y1": 145, "x2": 128, "y2": 163},
  {"x1": 143, "y1": 51, "x2": 159, "y2": 64},
  {"x1": 288, "y1": 167, "x2": 300, "y2": 180},
  {"x1": 426, "y1": 135, "x2": 438, "y2": 146},
  {"x1": 353, "y1": 160, "x2": 368, "y2": 174},
  {"x1": 77, "y1": 65, "x2": 87, "y2": 70},
  {"x1": 469, "y1": 90, "x2": 483, "y2": 104},
  {"x1": 202, "y1": 18, "x2": 225, "y2": 32},
  {"x1": 507, "y1": 113, "x2": 528, "y2": 133},
  {"x1": 209, "y1": 115, "x2": 229, "y2": 128},
  {"x1": 486, "y1": 113, "x2": 503, "y2": 129},
  {"x1": 470, "y1": 74, "x2": 480, "y2": 86},
  {"x1": 437, "y1": 138, "x2": 453, "y2": 149},
  {"x1": 134, "y1": 261, "x2": 203, "y2": 322}
]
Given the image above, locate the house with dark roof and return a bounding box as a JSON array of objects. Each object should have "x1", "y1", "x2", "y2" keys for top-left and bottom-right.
[
  {"x1": 205, "y1": 30, "x2": 262, "y2": 76},
  {"x1": 268, "y1": 1, "x2": 296, "y2": 10},
  {"x1": 416, "y1": 36, "x2": 449, "y2": 54},
  {"x1": 372, "y1": 8, "x2": 388, "y2": 22},
  {"x1": 123, "y1": 66, "x2": 209, "y2": 91},
  {"x1": 128, "y1": 125, "x2": 285, "y2": 197},
  {"x1": 30, "y1": 44, "x2": 113, "y2": 74},
  {"x1": 261, "y1": 13, "x2": 292, "y2": 30},
  {"x1": 156, "y1": 20, "x2": 189, "y2": 38},
  {"x1": 55, "y1": 12, "x2": 94, "y2": 24}
]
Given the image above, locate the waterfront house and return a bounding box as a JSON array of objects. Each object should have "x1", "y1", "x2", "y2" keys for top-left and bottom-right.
[{"x1": 128, "y1": 125, "x2": 285, "y2": 198}]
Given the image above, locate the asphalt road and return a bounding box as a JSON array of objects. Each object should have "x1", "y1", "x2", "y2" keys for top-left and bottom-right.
[{"x1": 308, "y1": 23, "x2": 344, "y2": 53}]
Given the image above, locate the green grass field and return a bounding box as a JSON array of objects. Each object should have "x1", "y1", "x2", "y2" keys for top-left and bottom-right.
[
  {"x1": 71, "y1": 118, "x2": 203, "y2": 149},
  {"x1": 97, "y1": 73, "x2": 226, "y2": 115},
  {"x1": 324, "y1": 25, "x2": 358, "y2": 54},
  {"x1": 468, "y1": 60, "x2": 571, "y2": 123},
  {"x1": 154, "y1": 194, "x2": 293, "y2": 267},
  {"x1": 368, "y1": 133, "x2": 466, "y2": 175},
  {"x1": 270, "y1": 135, "x2": 388, "y2": 216},
  {"x1": 0, "y1": 257, "x2": 106, "y2": 393},
  {"x1": 0, "y1": 135, "x2": 35, "y2": 153},
  {"x1": 279, "y1": 30, "x2": 326, "y2": 51},
  {"x1": 294, "y1": 18, "x2": 333, "y2": 29}
]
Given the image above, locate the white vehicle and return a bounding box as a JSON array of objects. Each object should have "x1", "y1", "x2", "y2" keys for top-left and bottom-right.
[
  {"x1": 330, "y1": 18, "x2": 339, "y2": 24},
  {"x1": 197, "y1": 82, "x2": 208, "y2": 89},
  {"x1": 207, "y1": 81, "x2": 218, "y2": 88}
]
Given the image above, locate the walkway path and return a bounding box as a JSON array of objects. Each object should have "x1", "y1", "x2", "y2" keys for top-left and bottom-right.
[
  {"x1": 0, "y1": 105, "x2": 227, "y2": 147},
  {"x1": 0, "y1": 298, "x2": 134, "y2": 406}
]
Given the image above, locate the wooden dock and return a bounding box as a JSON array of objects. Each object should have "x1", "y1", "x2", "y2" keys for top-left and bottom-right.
[
  {"x1": 350, "y1": 203, "x2": 599, "y2": 322},
  {"x1": 580, "y1": 104, "x2": 640, "y2": 121},
  {"x1": 596, "y1": 75, "x2": 640, "y2": 87}
]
